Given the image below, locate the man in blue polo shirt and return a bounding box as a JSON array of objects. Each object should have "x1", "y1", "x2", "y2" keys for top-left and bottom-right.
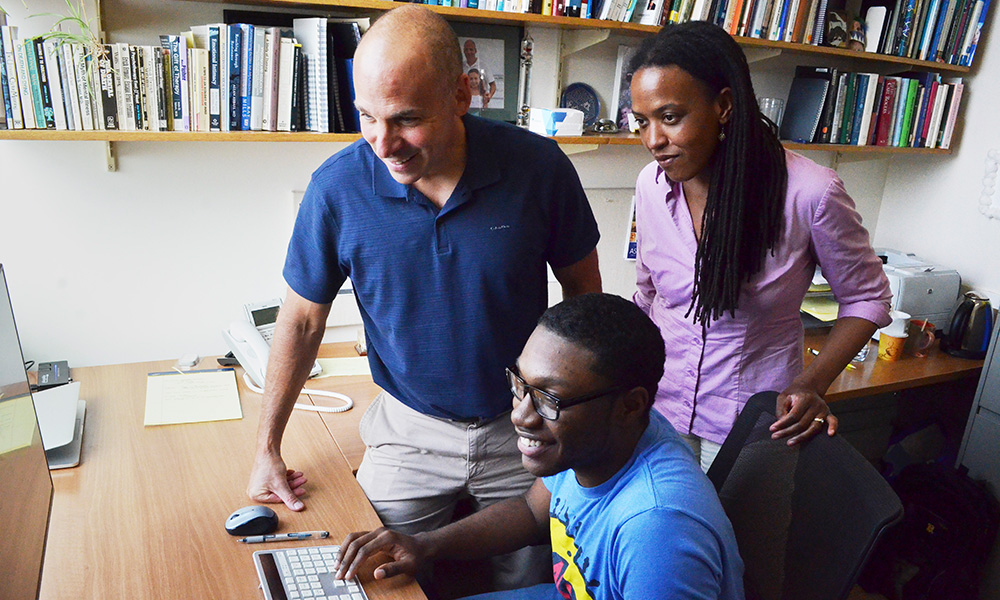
[{"x1": 246, "y1": 4, "x2": 601, "y2": 592}]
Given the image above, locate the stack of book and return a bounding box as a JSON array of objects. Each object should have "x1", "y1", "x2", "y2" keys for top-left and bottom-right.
[
  {"x1": 864, "y1": 0, "x2": 991, "y2": 65},
  {"x1": 780, "y1": 65, "x2": 963, "y2": 149},
  {"x1": 0, "y1": 16, "x2": 368, "y2": 133}
]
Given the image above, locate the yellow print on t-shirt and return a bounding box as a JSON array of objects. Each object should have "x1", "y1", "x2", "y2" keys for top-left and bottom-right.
[{"x1": 550, "y1": 516, "x2": 596, "y2": 600}]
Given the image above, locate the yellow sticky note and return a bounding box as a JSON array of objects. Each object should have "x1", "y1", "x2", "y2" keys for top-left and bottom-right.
[
  {"x1": 144, "y1": 369, "x2": 242, "y2": 426},
  {"x1": 0, "y1": 394, "x2": 39, "y2": 455},
  {"x1": 314, "y1": 357, "x2": 371, "y2": 378}
]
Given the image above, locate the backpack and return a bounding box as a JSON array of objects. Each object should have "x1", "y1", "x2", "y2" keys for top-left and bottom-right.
[{"x1": 859, "y1": 463, "x2": 1000, "y2": 600}]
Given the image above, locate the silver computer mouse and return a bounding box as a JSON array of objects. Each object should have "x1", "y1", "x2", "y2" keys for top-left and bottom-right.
[{"x1": 225, "y1": 505, "x2": 279, "y2": 536}]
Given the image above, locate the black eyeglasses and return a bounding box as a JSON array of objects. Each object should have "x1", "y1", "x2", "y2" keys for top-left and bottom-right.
[{"x1": 505, "y1": 366, "x2": 626, "y2": 421}]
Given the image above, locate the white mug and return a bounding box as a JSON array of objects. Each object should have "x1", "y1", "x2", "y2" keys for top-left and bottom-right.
[{"x1": 882, "y1": 310, "x2": 911, "y2": 338}]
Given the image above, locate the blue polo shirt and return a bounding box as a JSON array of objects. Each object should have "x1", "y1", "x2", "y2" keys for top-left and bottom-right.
[{"x1": 284, "y1": 115, "x2": 599, "y2": 420}]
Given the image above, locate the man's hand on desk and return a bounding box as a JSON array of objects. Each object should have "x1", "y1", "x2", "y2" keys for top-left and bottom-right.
[
  {"x1": 334, "y1": 527, "x2": 427, "y2": 581},
  {"x1": 247, "y1": 453, "x2": 308, "y2": 511},
  {"x1": 772, "y1": 386, "x2": 838, "y2": 446}
]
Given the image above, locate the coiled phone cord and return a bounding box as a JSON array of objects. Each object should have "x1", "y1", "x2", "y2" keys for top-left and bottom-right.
[{"x1": 242, "y1": 372, "x2": 354, "y2": 413}]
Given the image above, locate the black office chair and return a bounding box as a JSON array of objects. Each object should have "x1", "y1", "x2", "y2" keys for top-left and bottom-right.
[{"x1": 706, "y1": 391, "x2": 903, "y2": 600}]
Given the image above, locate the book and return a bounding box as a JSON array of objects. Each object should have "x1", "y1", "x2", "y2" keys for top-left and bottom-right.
[
  {"x1": 916, "y1": 0, "x2": 943, "y2": 58},
  {"x1": 207, "y1": 25, "x2": 221, "y2": 131},
  {"x1": 129, "y1": 46, "x2": 144, "y2": 131},
  {"x1": 838, "y1": 72, "x2": 857, "y2": 144},
  {"x1": 957, "y1": 0, "x2": 983, "y2": 61},
  {"x1": 829, "y1": 71, "x2": 849, "y2": 143},
  {"x1": 915, "y1": 80, "x2": 938, "y2": 145},
  {"x1": 159, "y1": 36, "x2": 182, "y2": 130},
  {"x1": 291, "y1": 42, "x2": 303, "y2": 132},
  {"x1": 59, "y1": 43, "x2": 81, "y2": 131},
  {"x1": 0, "y1": 31, "x2": 11, "y2": 129},
  {"x1": 42, "y1": 39, "x2": 68, "y2": 130},
  {"x1": 865, "y1": 75, "x2": 885, "y2": 144},
  {"x1": 250, "y1": 26, "x2": 265, "y2": 130},
  {"x1": 227, "y1": 24, "x2": 242, "y2": 131},
  {"x1": 925, "y1": 81, "x2": 949, "y2": 147},
  {"x1": 939, "y1": 78, "x2": 963, "y2": 148},
  {"x1": 943, "y1": 0, "x2": 973, "y2": 62},
  {"x1": 638, "y1": 0, "x2": 667, "y2": 24},
  {"x1": 895, "y1": 0, "x2": 918, "y2": 55},
  {"x1": 111, "y1": 44, "x2": 132, "y2": 131},
  {"x1": 889, "y1": 77, "x2": 910, "y2": 145},
  {"x1": 276, "y1": 37, "x2": 295, "y2": 132},
  {"x1": 960, "y1": 0, "x2": 990, "y2": 64},
  {"x1": 780, "y1": 65, "x2": 831, "y2": 143},
  {"x1": 329, "y1": 19, "x2": 366, "y2": 133},
  {"x1": 293, "y1": 17, "x2": 329, "y2": 133},
  {"x1": 900, "y1": 77, "x2": 920, "y2": 145},
  {"x1": 238, "y1": 24, "x2": 255, "y2": 131},
  {"x1": 853, "y1": 73, "x2": 878, "y2": 145},
  {"x1": 28, "y1": 38, "x2": 55, "y2": 130},
  {"x1": 812, "y1": 0, "x2": 829, "y2": 43},
  {"x1": 864, "y1": 6, "x2": 889, "y2": 51},
  {"x1": 935, "y1": 0, "x2": 962, "y2": 59},
  {"x1": 96, "y1": 45, "x2": 118, "y2": 130},
  {"x1": 260, "y1": 28, "x2": 280, "y2": 132},
  {"x1": 0, "y1": 26, "x2": 23, "y2": 129},
  {"x1": 874, "y1": 76, "x2": 898, "y2": 145},
  {"x1": 154, "y1": 48, "x2": 169, "y2": 131},
  {"x1": 815, "y1": 67, "x2": 839, "y2": 143}
]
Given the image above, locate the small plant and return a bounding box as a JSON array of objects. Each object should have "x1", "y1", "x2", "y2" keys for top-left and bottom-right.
[{"x1": 32, "y1": 0, "x2": 103, "y2": 59}]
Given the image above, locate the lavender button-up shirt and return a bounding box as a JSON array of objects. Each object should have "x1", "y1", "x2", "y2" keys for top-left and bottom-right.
[{"x1": 634, "y1": 150, "x2": 892, "y2": 444}]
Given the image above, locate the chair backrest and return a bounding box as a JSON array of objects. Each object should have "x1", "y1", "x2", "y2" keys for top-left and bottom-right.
[{"x1": 706, "y1": 391, "x2": 903, "y2": 600}]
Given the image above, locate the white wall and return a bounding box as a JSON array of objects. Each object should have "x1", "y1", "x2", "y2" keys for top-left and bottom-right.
[
  {"x1": 872, "y1": 18, "x2": 1000, "y2": 303},
  {"x1": 0, "y1": 0, "x2": 911, "y2": 367}
]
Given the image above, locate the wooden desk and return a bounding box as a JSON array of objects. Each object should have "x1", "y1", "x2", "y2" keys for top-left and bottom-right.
[
  {"x1": 305, "y1": 344, "x2": 385, "y2": 473},
  {"x1": 804, "y1": 332, "x2": 984, "y2": 402},
  {"x1": 39, "y1": 359, "x2": 424, "y2": 600},
  {"x1": 301, "y1": 335, "x2": 985, "y2": 472}
]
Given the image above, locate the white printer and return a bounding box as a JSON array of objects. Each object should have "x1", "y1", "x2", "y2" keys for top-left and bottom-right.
[{"x1": 876, "y1": 248, "x2": 961, "y2": 328}]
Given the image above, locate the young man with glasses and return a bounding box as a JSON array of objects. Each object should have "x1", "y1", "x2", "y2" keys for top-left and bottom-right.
[{"x1": 334, "y1": 293, "x2": 744, "y2": 600}]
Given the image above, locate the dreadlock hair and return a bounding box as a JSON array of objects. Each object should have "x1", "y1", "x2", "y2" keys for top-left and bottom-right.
[{"x1": 629, "y1": 21, "x2": 787, "y2": 326}]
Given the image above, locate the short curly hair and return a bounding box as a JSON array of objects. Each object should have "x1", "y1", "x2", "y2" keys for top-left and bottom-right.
[{"x1": 537, "y1": 293, "x2": 664, "y2": 406}]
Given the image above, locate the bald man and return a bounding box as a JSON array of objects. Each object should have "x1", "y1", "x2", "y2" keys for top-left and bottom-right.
[{"x1": 246, "y1": 5, "x2": 601, "y2": 593}]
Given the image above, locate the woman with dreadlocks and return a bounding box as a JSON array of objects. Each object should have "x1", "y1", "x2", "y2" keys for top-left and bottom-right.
[{"x1": 629, "y1": 21, "x2": 892, "y2": 471}]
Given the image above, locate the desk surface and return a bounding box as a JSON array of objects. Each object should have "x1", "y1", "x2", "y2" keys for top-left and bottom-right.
[
  {"x1": 303, "y1": 334, "x2": 984, "y2": 472},
  {"x1": 40, "y1": 359, "x2": 424, "y2": 600},
  {"x1": 805, "y1": 332, "x2": 983, "y2": 402}
]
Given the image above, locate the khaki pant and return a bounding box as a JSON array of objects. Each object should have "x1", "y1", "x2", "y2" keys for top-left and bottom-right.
[{"x1": 356, "y1": 392, "x2": 552, "y2": 592}]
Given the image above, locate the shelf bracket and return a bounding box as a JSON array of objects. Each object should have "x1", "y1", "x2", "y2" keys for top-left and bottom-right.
[
  {"x1": 557, "y1": 143, "x2": 600, "y2": 155},
  {"x1": 561, "y1": 29, "x2": 610, "y2": 58},
  {"x1": 105, "y1": 141, "x2": 117, "y2": 172},
  {"x1": 743, "y1": 47, "x2": 783, "y2": 64}
]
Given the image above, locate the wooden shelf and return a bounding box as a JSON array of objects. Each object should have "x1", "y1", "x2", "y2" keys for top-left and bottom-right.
[
  {"x1": 0, "y1": 128, "x2": 954, "y2": 154},
  {"x1": 187, "y1": 0, "x2": 971, "y2": 73}
]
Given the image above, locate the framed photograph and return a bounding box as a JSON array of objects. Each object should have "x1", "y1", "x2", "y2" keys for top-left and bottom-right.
[{"x1": 451, "y1": 22, "x2": 522, "y2": 123}]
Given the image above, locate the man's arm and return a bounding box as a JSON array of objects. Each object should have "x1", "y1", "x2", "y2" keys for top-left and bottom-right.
[
  {"x1": 335, "y1": 479, "x2": 551, "y2": 580},
  {"x1": 246, "y1": 289, "x2": 331, "y2": 511},
  {"x1": 552, "y1": 248, "x2": 602, "y2": 299}
]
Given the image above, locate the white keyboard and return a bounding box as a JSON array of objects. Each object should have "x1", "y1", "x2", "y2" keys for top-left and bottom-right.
[{"x1": 253, "y1": 546, "x2": 368, "y2": 600}]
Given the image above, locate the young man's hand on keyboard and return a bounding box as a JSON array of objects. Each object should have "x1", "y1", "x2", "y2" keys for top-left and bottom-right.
[{"x1": 334, "y1": 528, "x2": 427, "y2": 581}]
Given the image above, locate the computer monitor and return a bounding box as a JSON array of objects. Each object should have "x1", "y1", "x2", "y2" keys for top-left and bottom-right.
[{"x1": 0, "y1": 265, "x2": 54, "y2": 600}]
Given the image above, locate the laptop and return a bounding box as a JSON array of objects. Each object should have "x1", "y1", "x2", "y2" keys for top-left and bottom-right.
[{"x1": 0, "y1": 264, "x2": 55, "y2": 600}]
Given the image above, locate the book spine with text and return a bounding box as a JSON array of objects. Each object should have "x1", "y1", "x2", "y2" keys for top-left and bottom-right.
[{"x1": 208, "y1": 25, "x2": 221, "y2": 131}]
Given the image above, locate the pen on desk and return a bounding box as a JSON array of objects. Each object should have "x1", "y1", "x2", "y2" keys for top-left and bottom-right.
[
  {"x1": 238, "y1": 531, "x2": 330, "y2": 544},
  {"x1": 806, "y1": 347, "x2": 857, "y2": 370}
]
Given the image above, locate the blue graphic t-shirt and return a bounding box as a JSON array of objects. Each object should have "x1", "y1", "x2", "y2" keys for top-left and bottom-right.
[{"x1": 542, "y1": 412, "x2": 744, "y2": 600}]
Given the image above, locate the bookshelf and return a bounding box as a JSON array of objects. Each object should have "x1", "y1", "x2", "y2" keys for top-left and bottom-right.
[{"x1": 0, "y1": 0, "x2": 982, "y2": 156}]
